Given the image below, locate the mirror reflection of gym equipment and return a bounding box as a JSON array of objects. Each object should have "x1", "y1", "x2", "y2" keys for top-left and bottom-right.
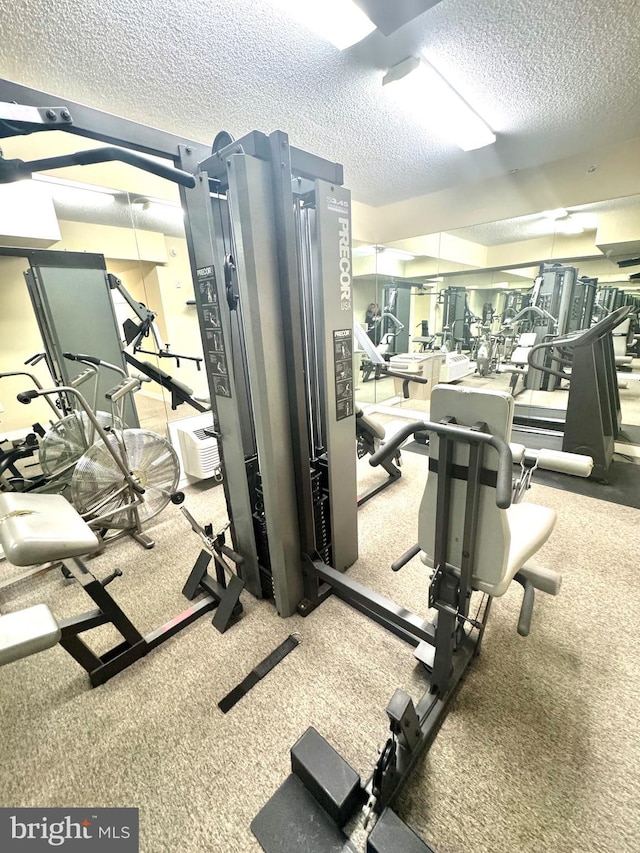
[{"x1": 0, "y1": 53, "x2": 639, "y2": 853}]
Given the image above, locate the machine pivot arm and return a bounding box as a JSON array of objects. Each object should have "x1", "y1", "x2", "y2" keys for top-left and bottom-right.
[
  {"x1": 0, "y1": 145, "x2": 196, "y2": 187},
  {"x1": 505, "y1": 304, "x2": 558, "y2": 328},
  {"x1": 107, "y1": 274, "x2": 203, "y2": 369},
  {"x1": 108, "y1": 273, "x2": 154, "y2": 325}
]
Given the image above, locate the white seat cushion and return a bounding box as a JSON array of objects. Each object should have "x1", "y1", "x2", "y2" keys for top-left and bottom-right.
[
  {"x1": 474, "y1": 503, "x2": 557, "y2": 597},
  {"x1": 420, "y1": 502, "x2": 556, "y2": 598},
  {"x1": 0, "y1": 493, "x2": 99, "y2": 567},
  {"x1": 356, "y1": 407, "x2": 386, "y2": 440},
  {"x1": 0, "y1": 604, "x2": 60, "y2": 666}
]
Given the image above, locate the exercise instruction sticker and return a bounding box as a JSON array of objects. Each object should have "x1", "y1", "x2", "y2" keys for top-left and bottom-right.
[
  {"x1": 334, "y1": 329, "x2": 354, "y2": 421},
  {"x1": 0, "y1": 808, "x2": 139, "y2": 850},
  {"x1": 197, "y1": 266, "x2": 232, "y2": 398}
]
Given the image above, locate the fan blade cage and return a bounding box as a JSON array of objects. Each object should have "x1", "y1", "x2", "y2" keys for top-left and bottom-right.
[
  {"x1": 40, "y1": 410, "x2": 123, "y2": 480},
  {"x1": 71, "y1": 428, "x2": 179, "y2": 527}
]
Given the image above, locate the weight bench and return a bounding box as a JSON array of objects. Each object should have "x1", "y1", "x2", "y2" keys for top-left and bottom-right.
[
  {"x1": 0, "y1": 492, "x2": 230, "y2": 686},
  {"x1": 0, "y1": 604, "x2": 60, "y2": 666},
  {"x1": 0, "y1": 492, "x2": 100, "y2": 668}
]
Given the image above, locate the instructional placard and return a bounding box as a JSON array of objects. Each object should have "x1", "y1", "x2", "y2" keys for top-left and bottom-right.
[
  {"x1": 333, "y1": 329, "x2": 354, "y2": 421},
  {"x1": 197, "y1": 266, "x2": 231, "y2": 398}
]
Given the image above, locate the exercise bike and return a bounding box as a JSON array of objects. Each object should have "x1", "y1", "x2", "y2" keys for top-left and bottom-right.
[{"x1": 16, "y1": 372, "x2": 181, "y2": 550}]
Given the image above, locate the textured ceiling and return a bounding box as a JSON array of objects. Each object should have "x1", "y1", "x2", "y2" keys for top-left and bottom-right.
[{"x1": 1, "y1": 0, "x2": 640, "y2": 207}]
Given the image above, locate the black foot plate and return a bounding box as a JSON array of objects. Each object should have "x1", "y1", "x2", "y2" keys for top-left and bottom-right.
[
  {"x1": 367, "y1": 808, "x2": 435, "y2": 853},
  {"x1": 251, "y1": 775, "x2": 358, "y2": 853}
]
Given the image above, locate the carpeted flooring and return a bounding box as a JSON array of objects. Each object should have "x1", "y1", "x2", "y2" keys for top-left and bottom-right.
[{"x1": 0, "y1": 454, "x2": 639, "y2": 853}]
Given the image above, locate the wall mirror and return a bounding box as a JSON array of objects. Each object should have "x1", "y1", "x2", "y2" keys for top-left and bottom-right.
[
  {"x1": 353, "y1": 195, "x2": 640, "y2": 457},
  {"x1": 0, "y1": 130, "x2": 218, "y2": 498}
]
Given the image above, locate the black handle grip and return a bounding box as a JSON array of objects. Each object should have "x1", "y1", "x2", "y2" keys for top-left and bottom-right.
[
  {"x1": 369, "y1": 422, "x2": 423, "y2": 466},
  {"x1": 64, "y1": 352, "x2": 101, "y2": 365},
  {"x1": 25, "y1": 147, "x2": 196, "y2": 189},
  {"x1": 17, "y1": 389, "x2": 39, "y2": 404},
  {"x1": 391, "y1": 544, "x2": 422, "y2": 572},
  {"x1": 219, "y1": 543, "x2": 245, "y2": 568},
  {"x1": 24, "y1": 352, "x2": 46, "y2": 366},
  {"x1": 384, "y1": 369, "x2": 429, "y2": 385}
]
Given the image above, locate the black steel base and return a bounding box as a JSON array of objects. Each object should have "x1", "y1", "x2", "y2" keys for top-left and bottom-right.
[
  {"x1": 252, "y1": 774, "x2": 358, "y2": 853},
  {"x1": 58, "y1": 557, "x2": 219, "y2": 687},
  {"x1": 182, "y1": 548, "x2": 244, "y2": 634},
  {"x1": 367, "y1": 808, "x2": 435, "y2": 853}
]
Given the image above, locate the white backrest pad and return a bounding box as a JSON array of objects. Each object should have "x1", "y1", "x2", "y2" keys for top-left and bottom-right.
[{"x1": 419, "y1": 385, "x2": 514, "y2": 588}]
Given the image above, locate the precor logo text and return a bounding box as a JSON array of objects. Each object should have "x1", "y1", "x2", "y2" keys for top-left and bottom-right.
[{"x1": 338, "y1": 217, "x2": 351, "y2": 311}]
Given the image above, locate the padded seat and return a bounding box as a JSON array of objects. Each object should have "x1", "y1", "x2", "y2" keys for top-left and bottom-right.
[
  {"x1": 419, "y1": 385, "x2": 558, "y2": 600},
  {"x1": 0, "y1": 604, "x2": 60, "y2": 666},
  {"x1": 0, "y1": 493, "x2": 99, "y2": 567},
  {"x1": 489, "y1": 503, "x2": 556, "y2": 597}
]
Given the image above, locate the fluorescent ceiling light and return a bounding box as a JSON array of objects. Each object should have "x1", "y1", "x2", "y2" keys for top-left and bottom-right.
[
  {"x1": 540, "y1": 208, "x2": 568, "y2": 220},
  {"x1": 379, "y1": 247, "x2": 417, "y2": 261},
  {"x1": 131, "y1": 196, "x2": 185, "y2": 221},
  {"x1": 382, "y1": 57, "x2": 496, "y2": 151},
  {"x1": 353, "y1": 244, "x2": 418, "y2": 260},
  {"x1": 352, "y1": 245, "x2": 377, "y2": 257},
  {"x1": 131, "y1": 195, "x2": 179, "y2": 209},
  {"x1": 555, "y1": 218, "x2": 584, "y2": 235},
  {"x1": 569, "y1": 212, "x2": 599, "y2": 229},
  {"x1": 272, "y1": 0, "x2": 375, "y2": 50}
]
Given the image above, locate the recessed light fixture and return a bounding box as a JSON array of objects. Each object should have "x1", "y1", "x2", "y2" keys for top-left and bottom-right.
[
  {"x1": 272, "y1": 0, "x2": 375, "y2": 50},
  {"x1": 131, "y1": 195, "x2": 184, "y2": 220},
  {"x1": 570, "y1": 212, "x2": 599, "y2": 229},
  {"x1": 382, "y1": 56, "x2": 496, "y2": 151},
  {"x1": 377, "y1": 246, "x2": 417, "y2": 261}
]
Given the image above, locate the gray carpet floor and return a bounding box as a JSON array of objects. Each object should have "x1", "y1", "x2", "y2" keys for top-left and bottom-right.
[{"x1": 0, "y1": 453, "x2": 639, "y2": 853}]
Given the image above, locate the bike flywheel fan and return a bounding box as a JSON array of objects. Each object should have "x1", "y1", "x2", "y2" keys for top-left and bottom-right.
[
  {"x1": 70, "y1": 428, "x2": 179, "y2": 527},
  {"x1": 39, "y1": 410, "x2": 123, "y2": 480}
]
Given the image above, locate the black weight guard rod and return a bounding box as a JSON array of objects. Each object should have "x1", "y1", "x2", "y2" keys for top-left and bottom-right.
[{"x1": 0, "y1": 146, "x2": 196, "y2": 187}]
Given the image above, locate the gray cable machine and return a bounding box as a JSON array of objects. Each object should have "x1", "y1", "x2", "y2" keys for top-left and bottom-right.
[
  {"x1": 178, "y1": 132, "x2": 358, "y2": 616},
  {"x1": 0, "y1": 83, "x2": 358, "y2": 621},
  {"x1": 525, "y1": 263, "x2": 597, "y2": 391}
]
